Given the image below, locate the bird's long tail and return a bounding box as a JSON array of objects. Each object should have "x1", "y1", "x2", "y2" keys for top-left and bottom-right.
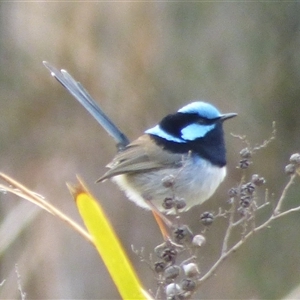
[{"x1": 43, "y1": 61, "x2": 130, "y2": 150}]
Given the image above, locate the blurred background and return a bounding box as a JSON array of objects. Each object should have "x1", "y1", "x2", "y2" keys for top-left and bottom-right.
[{"x1": 0, "y1": 2, "x2": 300, "y2": 299}]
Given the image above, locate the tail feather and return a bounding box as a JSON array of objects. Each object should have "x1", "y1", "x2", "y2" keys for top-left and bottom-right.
[{"x1": 43, "y1": 61, "x2": 130, "y2": 150}]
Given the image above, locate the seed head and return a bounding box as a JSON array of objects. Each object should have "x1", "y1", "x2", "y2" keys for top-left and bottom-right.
[
  {"x1": 228, "y1": 187, "x2": 238, "y2": 198},
  {"x1": 240, "y1": 195, "x2": 252, "y2": 208},
  {"x1": 173, "y1": 225, "x2": 193, "y2": 244},
  {"x1": 285, "y1": 163, "x2": 296, "y2": 175},
  {"x1": 240, "y1": 147, "x2": 252, "y2": 159},
  {"x1": 192, "y1": 235, "x2": 206, "y2": 247},
  {"x1": 155, "y1": 244, "x2": 177, "y2": 263},
  {"x1": 180, "y1": 278, "x2": 196, "y2": 292},
  {"x1": 182, "y1": 263, "x2": 200, "y2": 277},
  {"x1": 175, "y1": 198, "x2": 186, "y2": 210},
  {"x1": 162, "y1": 175, "x2": 175, "y2": 188},
  {"x1": 251, "y1": 174, "x2": 266, "y2": 186},
  {"x1": 154, "y1": 261, "x2": 166, "y2": 273},
  {"x1": 239, "y1": 159, "x2": 251, "y2": 169},
  {"x1": 164, "y1": 265, "x2": 181, "y2": 280},
  {"x1": 200, "y1": 211, "x2": 214, "y2": 226},
  {"x1": 290, "y1": 153, "x2": 300, "y2": 166},
  {"x1": 241, "y1": 182, "x2": 255, "y2": 195},
  {"x1": 163, "y1": 197, "x2": 174, "y2": 209},
  {"x1": 162, "y1": 248, "x2": 177, "y2": 263},
  {"x1": 165, "y1": 283, "x2": 182, "y2": 298}
]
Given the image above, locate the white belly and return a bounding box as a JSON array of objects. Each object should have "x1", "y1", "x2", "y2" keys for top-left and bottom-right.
[{"x1": 112, "y1": 157, "x2": 226, "y2": 213}]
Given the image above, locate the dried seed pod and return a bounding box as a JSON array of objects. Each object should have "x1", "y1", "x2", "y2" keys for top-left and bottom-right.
[
  {"x1": 163, "y1": 197, "x2": 174, "y2": 209},
  {"x1": 240, "y1": 195, "x2": 252, "y2": 208},
  {"x1": 228, "y1": 187, "x2": 238, "y2": 198},
  {"x1": 182, "y1": 263, "x2": 200, "y2": 277},
  {"x1": 251, "y1": 174, "x2": 266, "y2": 186},
  {"x1": 241, "y1": 182, "x2": 255, "y2": 195},
  {"x1": 200, "y1": 211, "x2": 214, "y2": 226},
  {"x1": 164, "y1": 265, "x2": 181, "y2": 280},
  {"x1": 180, "y1": 278, "x2": 196, "y2": 292},
  {"x1": 165, "y1": 283, "x2": 182, "y2": 298},
  {"x1": 161, "y1": 248, "x2": 177, "y2": 263},
  {"x1": 239, "y1": 159, "x2": 251, "y2": 169},
  {"x1": 173, "y1": 225, "x2": 193, "y2": 244},
  {"x1": 154, "y1": 261, "x2": 166, "y2": 273},
  {"x1": 285, "y1": 164, "x2": 296, "y2": 175},
  {"x1": 162, "y1": 175, "x2": 175, "y2": 187},
  {"x1": 155, "y1": 244, "x2": 177, "y2": 263},
  {"x1": 192, "y1": 235, "x2": 206, "y2": 247},
  {"x1": 290, "y1": 153, "x2": 300, "y2": 165},
  {"x1": 175, "y1": 198, "x2": 186, "y2": 210},
  {"x1": 240, "y1": 147, "x2": 252, "y2": 158}
]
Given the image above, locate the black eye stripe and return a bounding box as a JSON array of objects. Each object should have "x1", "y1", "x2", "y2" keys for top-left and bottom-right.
[
  {"x1": 159, "y1": 112, "x2": 220, "y2": 138},
  {"x1": 197, "y1": 118, "x2": 209, "y2": 125},
  {"x1": 197, "y1": 117, "x2": 219, "y2": 125}
]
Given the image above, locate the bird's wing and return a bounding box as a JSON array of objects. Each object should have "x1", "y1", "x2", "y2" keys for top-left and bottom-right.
[{"x1": 97, "y1": 135, "x2": 184, "y2": 182}]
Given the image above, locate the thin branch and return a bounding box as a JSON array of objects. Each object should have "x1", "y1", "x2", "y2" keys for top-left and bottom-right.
[
  {"x1": 272, "y1": 206, "x2": 300, "y2": 219},
  {"x1": 221, "y1": 200, "x2": 236, "y2": 254},
  {"x1": 273, "y1": 174, "x2": 296, "y2": 215},
  {"x1": 231, "y1": 216, "x2": 247, "y2": 227},
  {"x1": 252, "y1": 121, "x2": 276, "y2": 153}
]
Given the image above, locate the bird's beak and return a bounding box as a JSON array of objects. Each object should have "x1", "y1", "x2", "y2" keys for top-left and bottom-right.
[{"x1": 220, "y1": 112, "x2": 237, "y2": 121}]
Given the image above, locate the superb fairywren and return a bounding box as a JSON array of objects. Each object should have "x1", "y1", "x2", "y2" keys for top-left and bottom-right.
[{"x1": 44, "y1": 62, "x2": 237, "y2": 214}]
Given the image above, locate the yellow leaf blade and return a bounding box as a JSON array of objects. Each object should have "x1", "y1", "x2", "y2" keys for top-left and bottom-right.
[{"x1": 71, "y1": 179, "x2": 152, "y2": 300}]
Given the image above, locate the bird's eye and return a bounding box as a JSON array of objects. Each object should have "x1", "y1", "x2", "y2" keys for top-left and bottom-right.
[{"x1": 197, "y1": 118, "x2": 207, "y2": 125}]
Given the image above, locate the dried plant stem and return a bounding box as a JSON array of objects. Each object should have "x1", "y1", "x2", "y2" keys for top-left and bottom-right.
[
  {"x1": 221, "y1": 201, "x2": 236, "y2": 254},
  {"x1": 0, "y1": 173, "x2": 92, "y2": 243},
  {"x1": 15, "y1": 264, "x2": 26, "y2": 300},
  {"x1": 273, "y1": 174, "x2": 296, "y2": 215},
  {"x1": 198, "y1": 173, "x2": 299, "y2": 286},
  {"x1": 252, "y1": 121, "x2": 276, "y2": 153}
]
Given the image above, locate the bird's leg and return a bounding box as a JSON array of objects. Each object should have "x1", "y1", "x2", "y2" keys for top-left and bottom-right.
[
  {"x1": 143, "y1": 196, "x2": 173, "y2": 241},
  {"x1": 151, "y1": 209, "x2": 171, "y2": 241}
]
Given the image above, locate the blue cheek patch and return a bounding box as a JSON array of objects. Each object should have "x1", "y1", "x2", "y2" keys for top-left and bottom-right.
[
  {"x1": 145, "y1": 125, "x2": 186, "y2": 143},
  {"x1": 146, "y1": 123, "x2": 216, "y2": 143},
  {"x1": 181, "y1": 123, "x2": 215, "y2": 141}
]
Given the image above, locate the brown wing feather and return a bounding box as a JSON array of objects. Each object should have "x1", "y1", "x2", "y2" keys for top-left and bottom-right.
[{"x1": 97, "y1": 134, "x2": 184, "y2": 182}]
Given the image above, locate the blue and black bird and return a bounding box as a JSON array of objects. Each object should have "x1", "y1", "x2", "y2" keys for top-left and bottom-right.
[{"x1": 44, "y1": 62, "x2": 237, "y2": 214}]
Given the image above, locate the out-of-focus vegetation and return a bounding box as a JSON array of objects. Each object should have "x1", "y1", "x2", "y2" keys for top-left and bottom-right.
[{"x1": 0, "y1": 3, "x2": 300, "y2": 299}]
